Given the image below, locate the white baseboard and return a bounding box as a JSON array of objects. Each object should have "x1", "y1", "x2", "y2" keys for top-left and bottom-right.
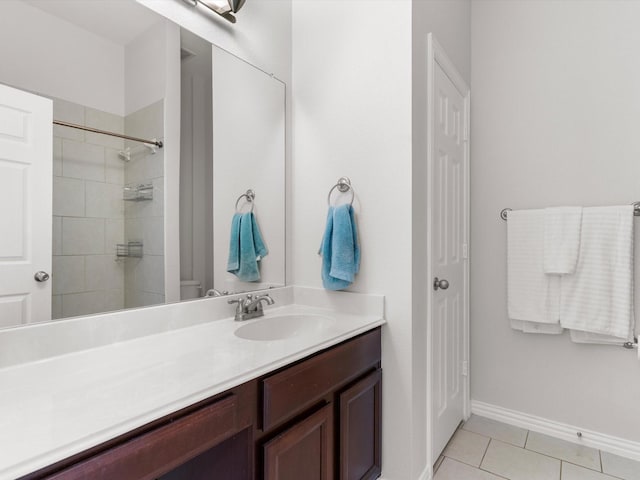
[
  {"x1": 417, "y1": 464, "x2": 431, "y2": 480},
  {"x1": 377, "y1": 464, "x2": 432, "y2": 480},
  {"x1": 472, "y1": 400, "x2": 640, "y2": 462}
]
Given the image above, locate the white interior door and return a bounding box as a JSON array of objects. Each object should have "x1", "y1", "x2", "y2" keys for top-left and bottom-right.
[
  {"x1": 428, "y1": 36, "x2": 470, "y2": 461},
  {"x1": 0, "y1": 83, "x2": 52, "y2": 327}
]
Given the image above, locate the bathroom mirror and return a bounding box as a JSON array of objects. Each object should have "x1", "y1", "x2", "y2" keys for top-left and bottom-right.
[{"x1": 0, "y1": 0, "x2": 285, "y2": 327}]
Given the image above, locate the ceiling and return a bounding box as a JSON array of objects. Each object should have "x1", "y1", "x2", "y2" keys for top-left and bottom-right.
[{"x1": 24, "y1": 0, "x2": 163, "y2": 46}]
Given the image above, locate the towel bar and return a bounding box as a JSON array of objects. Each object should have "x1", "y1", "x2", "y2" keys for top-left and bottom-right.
[{"x1": 501, "y1": 202, "x2": 640, "y2": 221}]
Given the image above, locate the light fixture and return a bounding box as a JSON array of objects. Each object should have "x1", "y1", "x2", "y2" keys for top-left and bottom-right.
[{"x1": 181, "y1": 0, "x2": 246, "y2": 24}]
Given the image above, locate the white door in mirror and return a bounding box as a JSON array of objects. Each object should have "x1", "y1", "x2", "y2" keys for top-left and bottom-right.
[{"x1": 0, "y1": 84, "x2": 52, "y2": 327}]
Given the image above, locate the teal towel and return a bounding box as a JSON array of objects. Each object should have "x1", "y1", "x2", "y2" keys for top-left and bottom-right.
[
  {"x1": 319, "y1": 204, "x2": 360, "y2": 290},
  {"x1": 227, "y1": 212, "x2": 268, "y2": 282}
]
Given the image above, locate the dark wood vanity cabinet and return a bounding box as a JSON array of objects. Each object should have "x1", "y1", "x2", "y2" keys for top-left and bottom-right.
[
  {"x1": 24, "y1": 328, "x2": 381, "y2": 480},
  {"x1": 258, "y1": 328, "x2": 382, "y2": 480}
]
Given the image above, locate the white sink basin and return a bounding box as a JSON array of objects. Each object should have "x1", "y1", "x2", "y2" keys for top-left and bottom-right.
[{"x1": 234, "y1": 314, "x2": 335, "y2": 341}]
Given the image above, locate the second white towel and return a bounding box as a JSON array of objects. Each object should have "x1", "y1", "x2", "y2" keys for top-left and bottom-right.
[{"x1": 560, "y1": 206, "x2": 635, "y2": 340}]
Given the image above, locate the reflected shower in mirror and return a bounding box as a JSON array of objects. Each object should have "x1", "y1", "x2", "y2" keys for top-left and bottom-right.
[{"x1": 0, "y1": 0, "x2": 285, "y2": 327}]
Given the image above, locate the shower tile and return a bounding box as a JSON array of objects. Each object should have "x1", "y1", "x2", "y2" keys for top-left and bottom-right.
[
  {"x1": 53, "y1": 177, "x2": 84, "y2": 217},
  {"x1": 151, "y1": 177, "x2": 164, "y2": 217},
  {"x1": 85, "y1": 181, "x2": 124, "y2": 219},
  {"x1": 143, "y1": 216, "x2": 164, "y2": 256},
  {"x1": 62, "y1": 218, "x2": 105, "y2": 255},
  {"x1": 62, "y1": 291, "x2": 105, "y2": 318},
  {"x1": 144, "y1": 147, "x2": 164, "y2": 181},
  {"x1": 103, "y1": 289, "x2": 125, "y2": 313},
  {"x1": 136, "y1": 255, "x2": 165, "y2": 294},
  {"x1": 526, "y1": 431, "x2": 600, "y2": 471},
  {"x1": 62, "y1": 139, "x2": 105, "y2": 182},
  {"x1": 434, "y1": 458, "x2": 502, "y2": 480},
  {"x1": 442, "y1": 429, "x2": 490, "y2": 467},
  {"x1": 463, "y1": 415, "x2": 528, "y2": 447},
  {"x1": 85, "y1": 108, "x2": 124, "y2": 150},
  {"x1": 124, "y1": 218, "x2": 144, "y2": 243},
  {"x1": 52, "y1": 256, "x2": 85, "y2": 295},
  {"x1": 105, "y1": 219, "x2": 125, "y2": 252},
  {"x1": 124, "y1": 156, "x2": 146, "y2": 185},
  {"x1": 125, "y1": 290, "x2": 164, "y2": 309},
  {"x1": 53, "y1": 98, "x2": 85, "y2": 141},
  {"x1": 561, "y1": 462, "x2": 617, "y2": 480},
  {"x1": 51, "y1": 295, "x2": 62, "y2": 320},
  {"x1": 52, "y1": 216, "x2": 62, "y2": 256},
  {"x1": 601, "y1": 451, "x2": 640, "y2": 480},
  {"x1": 85, "y1": 255, "x2": 124, "y2": 292},
  {"x1": 105, "y1": 148, "x2": 125, "y2": 185},
  {"x1": 481, "y1": 440, "x2": 560, "y2": 480},
  {"x1": 53, "y1": 137, "x2": 63, "y2": 177}
]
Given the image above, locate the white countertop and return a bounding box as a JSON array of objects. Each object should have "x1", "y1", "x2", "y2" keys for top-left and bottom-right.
[{"x1": 0, "y1": 287, "x2": 384, "y2": 480}]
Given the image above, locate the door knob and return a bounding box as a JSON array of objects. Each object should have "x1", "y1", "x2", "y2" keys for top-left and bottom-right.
[
  {"x1": 34, "y1": 271, "x2": 50, "y2": 282},
  {"x1": 433, "y1": 277, "x2": 449, "y2": 291}
]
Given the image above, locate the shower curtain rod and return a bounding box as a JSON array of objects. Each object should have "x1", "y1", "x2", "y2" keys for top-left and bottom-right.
[{"x1": 53, "y1": 120, "x2": 163, "y2": 148}]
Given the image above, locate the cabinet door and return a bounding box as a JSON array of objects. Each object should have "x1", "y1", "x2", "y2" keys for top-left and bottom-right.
[
  {"x1": 263, "y1": 404, "x2": 334, "y2": 480},
  {"x1": 339, "y1": 369, "x2": 381, "y2": 480}
]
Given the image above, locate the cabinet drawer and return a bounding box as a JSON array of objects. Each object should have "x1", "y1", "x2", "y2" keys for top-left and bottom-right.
[
  {"x1": 48, "y1": 394, "x2": 239, "y2": 480},
  {"x1": 262, "y1": 328, "x2": 381, "y2": 431}
]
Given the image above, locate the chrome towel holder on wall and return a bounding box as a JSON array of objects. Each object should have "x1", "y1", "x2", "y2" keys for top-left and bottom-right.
[
  {"x1": 327, "y1": 177, "x2": 355, "y2": 206},
  {"x1": 235, "y1": 189, "x2": 255, "y2": 213},
  {"x1": 500, "y1": 202, "x2": 640, "y2": 221}
]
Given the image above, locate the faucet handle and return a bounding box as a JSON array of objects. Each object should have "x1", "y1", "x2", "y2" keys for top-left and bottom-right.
[
  {"x1": 254, "y1": 293, "x2": 275, "y2": 305},
  {"x1": 227, "y1": 298, "x2": 244, "y2": 313}
]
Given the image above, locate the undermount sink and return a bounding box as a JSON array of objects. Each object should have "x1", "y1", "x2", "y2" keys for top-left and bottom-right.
[{"x1": 234, "y1": 314, "x2": 335, "y2": 341}]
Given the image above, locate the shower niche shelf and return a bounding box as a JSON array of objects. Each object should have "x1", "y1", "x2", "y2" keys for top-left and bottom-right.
[
  {"x1": 123, "y1": 184, "x2": 153, "y2": 201},
  {"x1": 116, "y1": 241, "x2": 144, "y2": 258}
]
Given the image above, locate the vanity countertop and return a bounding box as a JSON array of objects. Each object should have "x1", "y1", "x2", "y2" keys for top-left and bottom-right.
[{"x1": 0, "y1": 288, "x2": 384, "y2": 480}]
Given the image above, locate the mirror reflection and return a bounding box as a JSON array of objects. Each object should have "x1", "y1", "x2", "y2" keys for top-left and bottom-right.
[{"x1": 0, "y1": 0, "x2": 285, "y2": 327}]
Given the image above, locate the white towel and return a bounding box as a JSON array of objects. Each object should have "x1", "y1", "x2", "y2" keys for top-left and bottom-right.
[
  {"x1": 507, "y1": 209, "x2": 561, "y2": 332},
  {"x1": 561, "y1": 206, "x2": 635, "y2": 340},
  {"x1": 543, "y1": 207, "x2": 582, "y2": 274}
]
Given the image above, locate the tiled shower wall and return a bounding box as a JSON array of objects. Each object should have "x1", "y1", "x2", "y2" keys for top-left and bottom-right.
[
  {"x1": 51, "y1": 98, "x2": 126, "y2": 319},
  {"x1": 51, "y1": 98, "x2": 165, "y2": 318},
  {"x1": 124, "y1": 100, "x2": 165, "y2": 308}
]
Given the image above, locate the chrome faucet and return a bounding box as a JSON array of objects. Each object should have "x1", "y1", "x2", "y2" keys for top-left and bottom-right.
[
  {"x1": 206, "y1": 288, "x2": 229, "y2": 297},
  {"x1": 228, "y1": 293, "x2": 275, "y2": 321}
]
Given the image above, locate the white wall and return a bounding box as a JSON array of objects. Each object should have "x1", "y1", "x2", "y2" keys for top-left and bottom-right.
[
  {"x1": 412, "y1": 1, "x2": 471, "y2": 475},
  {"x1": 125, "y1": 20, "x2": 167, "y2": 116},
  {"x1": 0, "y1": 0, "x2": 125, "y2": 116},
  {"x1": 292, "y1": 1, "x2": 414, "y2": 478},
  {"x1": 471, "y1": 0, "x2": 640, "y2": 441}
]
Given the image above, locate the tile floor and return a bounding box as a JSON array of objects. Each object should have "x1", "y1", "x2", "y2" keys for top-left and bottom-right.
[{"x1": 434, "y1": 415, "x2": 640, "y2": 480}]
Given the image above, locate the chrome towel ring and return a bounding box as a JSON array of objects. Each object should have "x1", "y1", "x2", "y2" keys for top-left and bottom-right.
[
  {"x1": 327, "y1": 177, "x2": 355, "y2": 206},
  {"x1": 235, "y1": 189, "x2": 255, "y2": 213}
]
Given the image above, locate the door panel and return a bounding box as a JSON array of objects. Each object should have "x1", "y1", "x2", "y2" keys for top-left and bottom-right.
[
  {"x1": 431, "y1": 63, "x2": 468, "y2": 459},
  {"x1": 339, "y1": 369, "x2": 381, "y2": 480},
  {"x1": 0, "y1": 84, "x2": 52, "y2": 327},
  {"x1": 263, "y1": 404, "x2": 333, "y2": 480}
]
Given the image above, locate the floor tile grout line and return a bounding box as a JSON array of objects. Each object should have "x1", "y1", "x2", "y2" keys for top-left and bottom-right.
[
  {"x1": 479, "y1": 437, "x2": 492, "y2": 469},
  {"x1": 599, "y1": 449, "x2": 603, "y2": 473}
]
